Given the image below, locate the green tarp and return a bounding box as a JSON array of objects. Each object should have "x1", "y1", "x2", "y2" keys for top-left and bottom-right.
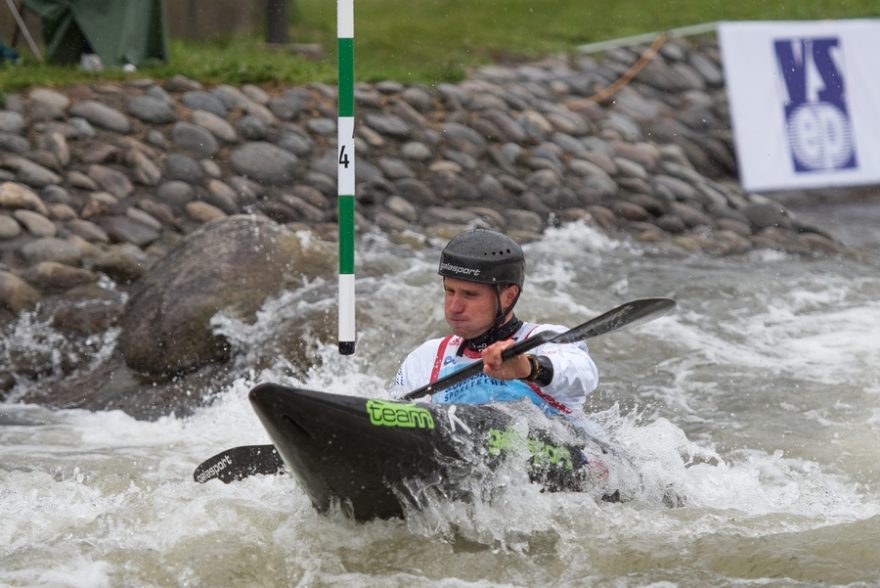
[{"x1": 21, "y1": 0, "x2": 168, "y2": 67}]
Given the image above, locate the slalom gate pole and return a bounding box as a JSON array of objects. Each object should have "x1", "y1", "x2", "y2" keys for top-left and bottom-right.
[{"x1": 337, "y1": 0, "x2": 356, "y2": 355}]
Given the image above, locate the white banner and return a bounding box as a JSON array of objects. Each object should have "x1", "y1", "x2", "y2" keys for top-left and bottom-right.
[{"x1": 719, "y1": 20, "x2": 880, "y2": 192}]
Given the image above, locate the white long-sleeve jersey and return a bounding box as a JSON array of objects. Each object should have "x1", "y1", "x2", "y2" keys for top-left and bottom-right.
[{"x1": 390, "y1": 321, "x2": 599, "y2": 419}]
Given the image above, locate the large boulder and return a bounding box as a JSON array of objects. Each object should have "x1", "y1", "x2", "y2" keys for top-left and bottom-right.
[{"x1": 118, "y1": 215, "x2": 333, "y2": 378}]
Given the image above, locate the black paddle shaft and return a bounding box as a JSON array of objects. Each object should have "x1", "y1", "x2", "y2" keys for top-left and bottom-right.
[{"x1": 402, "y1": 297, "x2": 675, "y2": 401}]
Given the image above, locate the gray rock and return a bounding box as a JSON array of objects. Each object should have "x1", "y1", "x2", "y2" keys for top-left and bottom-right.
[
  {"x1": 479, "y1": 110, "x2": 528, "y2": 143},
  {"x1": 66, "y1": 219, "x2": 110, "y2": 243},
  {"x1": 440, "y1": 122, "x2": 486, "y2": 157},
  {"x1": 401, "y1": 86, "x2": 434, "y2": 112},
  {"x1": 601, "y1": 112, "x2": 643, "y2": 141},
  {"x1": 0, "y1": 111, "x2": 25, "y2": 134},
  {"x1": 0, "y1": 132, "x2": 30, "y2": 154},
  {"x1": 671, "y1": 202, "x2": 714, "y2": 228},
  {"x1": 118, "y1": 216, "x2": 334, "y2": 377},
  {"x1": 393, "y1": 178, "x2": 436, "y2": 206},
  {"x1": 229, "y1": 176, "x2": 264, "y2": 202},
  {"x1": 364, "y1": 113, "x2": 410, "y2": 138},
  {"x1": 230, "y1": 142, "x2": 299, "y2": 185},
  {"x1": 171, "y1": 122, "x2": 218, "y2": 158},
  {"x1": 185, "y1": 201, "x2": 227, "y2": 223},
  {"x1": 391, "y1": 99, "x2": 429, "y2": 128},
  {"x1": 0, "y1": 181, "x2": 49, "y2": 214},
  {"x1": 379, "y1": 157, "x2": 415, "y2": 179},
  {"x1": 0, "y1": 155, "x2": 62, "y2": 187},
  {"x1": 205, "y1": 179, "x2": 239, "y2": 214},
  {"x1": 236, "y1": 115, "x2": 270, "y2": 141},
  {"x1": 146, "y1": 129, "x2": 169, "y2": 150},
  {"x1": 92, "y1": 243, "x2": 151, "y2": 283},
  {"x1": 201, "y1": 158, "x2": 222, "y2": 179},
  {"x1": 307, "y1": 118, "x2": 336, "y2": 135},
  {"x1": 164, "y1": 154, "x2": 204, "y2": 184},
  {"x1": 29, "y1": 88, "x2": 70, "y2": 113},
  {"x1": 69, "y1": 101, "x2": 131, "y2": 133},
  {"x1": 504, "y1": 209, "x2": 543, "y2": 231},
  {"x1": 191, "y1": 110, "x2": 238, "y2": 143},
  {"x1": 654, "y1": 175, "x2": 698, "y2": 202},
  {"x1": 181, "y1": 91, "x2": 227, "y2": 118},
  {"x1": 429, "y1": 170, "x2": 480, "y2": 201},
  {"x1": 88, "y1": 164, "x2": 134, "y2": 199},
  {"x1": 13, "y1": 209, "x2": 56, "y2": 237},
  {"x1": 157, "y1": 180, "x2": 195, "y2": 207},
  {"x1": 401, "y1": 141, "x2": 432, "y2": 161},
  {"x1": 690, "y1": 53, "x2": 724, "y2": 86},
  {"x1": 0, "y1": 214, "x2": 21, "y2": 239},
  {"x1": 69, "y1": 117, "x2": 96, "y2": 138},
  {"x1": 127, "y1": 150, "x2": 162, "y2": 186},
  {"x1": 0, "y1": 270, "x2": 41, "y2": 312},
  {"x1": 656, "y1": 214, "x2": 687, "y2": 234},
  {"x1": 385, "y1": 195, "x2": 418, "y2": 222},
  {"x1": 127, "y1": 94, "x2": 177, "y2": 124},
  {"x1": 518, "y1": 110, "x2": 553, "y2": 141},
  {"x1": 242, "y1": 84, "x2": 270, "y2": 105},
  {"x1": 136, "y1": 199, "x2": 179, "y2": 229},
  {"x1": 19, "y1": 237, "x2": 83, "y2": 266},
  {"x1": 212, "y1": 85, "x2": 253, "y2": 110},
  {"x1": 614, "y1": 157, "x2": 649, "y2": 180},
  {"x1": 20, "y1": 262, "x2": 96, "y2": 294},
  {"x1": 98, "y1": 215, "x2": 161, "y2": 247},
  {"x1": 279, "y1": 194, "x2": 325, "y2": 222},
  {"x1": 423, "y1": 206, "x2": 480, "y2": 224},
  {"x1": 278, "y1": 131, "x2": 313, "y2": 157},
  {"x1": 743, "y1": 203, "x2": 792, "y2": 230},
  {"x1": 37, "y1": 131, "x2": 70, "y2": 167},
  {"x1": 126, "y1": 207, "x2": 162, "y2": 231},
  {"x1": 164, "y1": 75, "x2": 203, "y2": 92},
  {"x1": 145, "y1": 84, "x2": 173, "y2": 104}
]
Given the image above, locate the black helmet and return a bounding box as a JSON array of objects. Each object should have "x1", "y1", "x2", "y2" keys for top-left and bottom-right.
[{"x1": 438, "y1": 229, "x2": 524, "y2": 287}]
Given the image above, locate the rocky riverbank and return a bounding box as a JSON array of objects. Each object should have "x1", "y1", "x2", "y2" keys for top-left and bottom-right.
[{"x1": 0, "y1": 36, "x2": 861, "y2": 415}]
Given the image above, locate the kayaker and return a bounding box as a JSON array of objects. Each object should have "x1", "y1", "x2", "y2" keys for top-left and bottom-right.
[{"x1": 390, "y1": 228, "x2": 599, "y2": 422}]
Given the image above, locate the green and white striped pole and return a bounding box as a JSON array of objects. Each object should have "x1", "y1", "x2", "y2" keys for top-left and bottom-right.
[{"x1": 337, "y1": 0, "x2": 356, "y2": 355}]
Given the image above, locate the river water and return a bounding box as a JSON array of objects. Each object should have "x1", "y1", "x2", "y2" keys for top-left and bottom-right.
[{"x1": 2, "y1": 203, "x2": 879, "y2": 587}]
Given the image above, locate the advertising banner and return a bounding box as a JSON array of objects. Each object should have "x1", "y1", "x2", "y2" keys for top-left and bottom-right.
[{"x1": 719, "y1": 20, "x2": 880, "y2": 191}]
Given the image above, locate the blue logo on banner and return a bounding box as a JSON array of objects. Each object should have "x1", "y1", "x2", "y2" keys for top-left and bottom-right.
[{"x1": 773, "y1": 37, "x2": 857, "y2": 172}]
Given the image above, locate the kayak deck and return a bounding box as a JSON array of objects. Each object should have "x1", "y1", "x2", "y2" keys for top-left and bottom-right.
[{"x1": 249, "y1": 383, "x2": 617, "y2": 521}]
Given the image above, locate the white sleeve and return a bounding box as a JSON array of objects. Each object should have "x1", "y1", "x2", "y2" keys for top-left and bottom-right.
[
  {"x1": 388, "y1": 338, "x2": 443, "y2": 400},
  {"x1": 530, "y1": 324, "x2": 599, "y2": 412}
]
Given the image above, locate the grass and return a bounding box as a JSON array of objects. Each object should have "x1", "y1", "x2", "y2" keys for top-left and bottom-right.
[{"x1": 1, "y1": 0, "x2": 878, "y2": 95}]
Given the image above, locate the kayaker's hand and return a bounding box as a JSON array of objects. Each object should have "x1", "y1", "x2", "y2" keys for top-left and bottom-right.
[{"x1": 482, "y1": 340, "x2": 531, "y2": 381}]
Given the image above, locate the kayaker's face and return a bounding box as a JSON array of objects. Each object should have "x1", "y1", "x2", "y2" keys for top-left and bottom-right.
[{"x1": 443, "y1": 277, "x2": 518, "y2": 339}]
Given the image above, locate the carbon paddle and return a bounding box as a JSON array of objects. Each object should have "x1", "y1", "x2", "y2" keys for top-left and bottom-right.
[
  {"x1": 403, "y1": 297, "x2": 675, "y2": 400},
  {"x1": 193, "y1": 297, "x2": 675, "y2": 483}
]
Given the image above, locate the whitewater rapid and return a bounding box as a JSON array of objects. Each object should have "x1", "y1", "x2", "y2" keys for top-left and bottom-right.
[{"x1": 2, "y1": 210, "x2": 879, "y2": 586}]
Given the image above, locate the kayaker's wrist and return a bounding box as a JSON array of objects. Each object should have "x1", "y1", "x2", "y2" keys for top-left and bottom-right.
[{"x1": 523, "y1": 354, "x2": 553, "y2": 386}]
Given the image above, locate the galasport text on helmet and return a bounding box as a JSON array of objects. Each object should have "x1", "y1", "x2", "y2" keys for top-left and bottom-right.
[{"x1": 438, "y1": 229, "x2": 525, "y2": 288}]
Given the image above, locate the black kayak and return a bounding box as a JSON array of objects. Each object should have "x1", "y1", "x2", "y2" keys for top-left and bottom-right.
[{"x1": 248, "y1": 382, "x2": 621, "y2": 521}]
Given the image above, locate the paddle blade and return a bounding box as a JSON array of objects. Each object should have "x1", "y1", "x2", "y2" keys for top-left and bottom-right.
[
  {"x1": 551, "y1": 298, "x2": 675, "y2": 344},
  {"x1": 192, "y1": 444, "x2": 284, "y2": 483}
]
